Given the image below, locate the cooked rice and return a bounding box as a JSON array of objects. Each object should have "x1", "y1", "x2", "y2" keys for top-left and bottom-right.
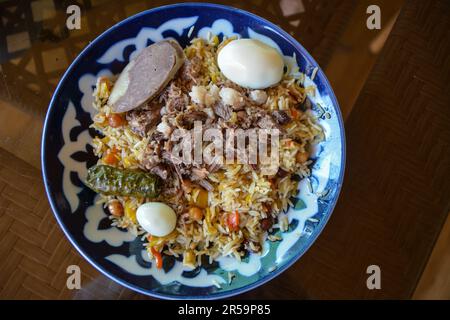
[{"x1": 90, "y1": 36, "x2": 324, "y2": 268}]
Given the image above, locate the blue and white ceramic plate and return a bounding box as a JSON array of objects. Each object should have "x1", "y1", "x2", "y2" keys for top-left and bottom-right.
[{"x1": 42, "y1": 3, "x2": 345, "y2": 299}]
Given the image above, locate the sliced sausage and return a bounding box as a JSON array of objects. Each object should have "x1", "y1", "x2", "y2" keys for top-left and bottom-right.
[{"x1": 108, "y1": 40, "x2": 185, "y2": 113}]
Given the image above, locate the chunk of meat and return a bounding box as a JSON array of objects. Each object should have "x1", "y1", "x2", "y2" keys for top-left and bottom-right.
[
  {"x1": 272, "y1": 110, "x2": 291, "y2": 125},
  {"x1": 257, "y1": 114, "x2": 277, "y2": 129},
  {"x1": 213, "y1": 102, "x2": 232, "y2": 120},
  {"x1": 109, "y1": 40, "x2": 185, "y2": 113},
  {"x1": 177, "y1": 110, "x2": 208, "y2": 128},
  {"x1": 126, "y1": 102, "x2": 162, "y2": 137},
  {"x1": 300, "y1": 97, "x2": 312, "y2": 111},
  {"x1": 189, "y1": 207, "x2": 204, "y2": 221},
  {"x1": 296, "y1": 151, "x2": 309, "y2": 163}
]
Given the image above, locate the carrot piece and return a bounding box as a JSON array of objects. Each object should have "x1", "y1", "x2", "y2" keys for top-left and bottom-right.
[
  {"x1": 150, "y1": 247, "x2": 163, "y2": 269},
  {"x1": 103, "y1": 147, "x2": 119, "y2": 165},
  {"x1": 290, "y1": 108, "x2": 300, "y2": 119},
  {"x1": 227, "y1": 210, "x2": 240, "y2": 232}
]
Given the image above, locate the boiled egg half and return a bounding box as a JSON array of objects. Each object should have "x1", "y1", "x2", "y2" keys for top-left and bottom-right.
[
  {"x1": 217, "y1": 39, "x2": 284, "y2": 89},
  {"x1": 136, "y1": 202, "x2": 176, "y2": 237}
]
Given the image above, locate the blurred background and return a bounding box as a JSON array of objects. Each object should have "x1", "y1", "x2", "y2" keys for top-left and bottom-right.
[{"x1": 0, "y1": 0, "x2": 448, "y2": 299}]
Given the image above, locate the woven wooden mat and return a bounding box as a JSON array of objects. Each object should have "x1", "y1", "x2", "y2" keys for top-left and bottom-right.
[{"x1": 0, "y1": 147, "x2": 149, "y2": 299}]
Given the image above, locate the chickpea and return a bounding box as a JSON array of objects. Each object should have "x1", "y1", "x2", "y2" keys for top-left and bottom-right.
[
  {"x1": 189, "y1": 206, "x2": 204, "y2": 221},
  {"x1": 103, "y1": 148, "x2": 119, "y2": 165},
  {"x1": 296, "y1": 151, "x2": 309, "y2": 163},
  {"x1": 108, "y1": 200, "x2": 124, "y2": 216},
  {"x1": 108, "y1": 113, "x2": 126, "y2": 128}
]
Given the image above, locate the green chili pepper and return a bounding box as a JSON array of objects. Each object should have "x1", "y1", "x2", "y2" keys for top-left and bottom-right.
[{"x1": 85, "y1": 164, "x2": 161, "y2": 198}]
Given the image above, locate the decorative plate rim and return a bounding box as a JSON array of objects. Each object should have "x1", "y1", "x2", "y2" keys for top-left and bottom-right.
[{"x1": 41, "y1": 2, "x2": 346, "y2": 300}]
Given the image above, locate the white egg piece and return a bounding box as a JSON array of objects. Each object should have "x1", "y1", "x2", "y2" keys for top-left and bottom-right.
[
  {"x1": 217, "y1": 39, "x2": 284, "y2": 89},
  {"x1": 136, "y1": 202, "x2": 176, "y2": 237}
]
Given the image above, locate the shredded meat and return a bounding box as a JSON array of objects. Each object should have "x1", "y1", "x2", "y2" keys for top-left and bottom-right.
[
  {"x1": 176, "y1": 163, "x2": 193, "y2": 178},
  {"x1": 126, "y1": 101, "x2": 161, "y2": 137},
  {"x1": 161, "y1": 150, "x2": 172, "y2": 162},
  {"x1": 237, "y1": 110, "x2": 252, "y2": 129},
  {"x1": 142, "y1": 153, "x2": 161, "y2": 170},
  {"x1": 162, "y1": 82, "x2": 189, "y2": 113},
  {"x1": 180, "y1": 56, "x2": 202, "y2": 87},
  {"x1": 190, "y1": 167, "x2": 209, "y2": 181},
  {"x1": 150, "y1": 164, "x2": 169, "y2": 180},
  {"x1": 198, "y1": 179, "x2": 214, "y2": 191},
  {"x1": 208, "y1": 160, "x2": 222, "y2": 173}
]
